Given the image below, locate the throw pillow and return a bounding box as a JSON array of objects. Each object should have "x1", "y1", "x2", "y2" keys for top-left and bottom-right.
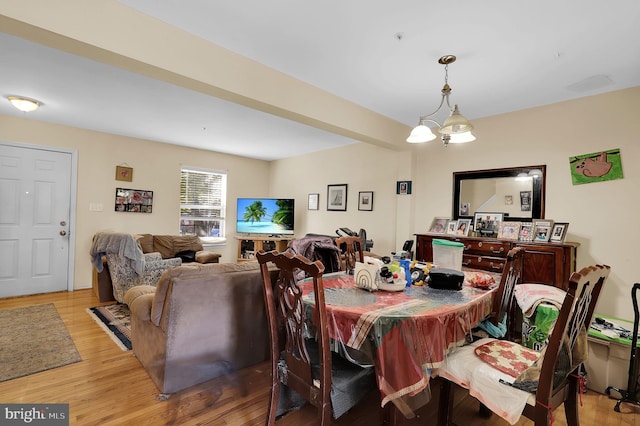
[
  {"x1": 136, "y1": 234, "x2": 154, "y2": 253},
  {"x1": 152, "y1": 235, "x2": 176, "y2": 259}
]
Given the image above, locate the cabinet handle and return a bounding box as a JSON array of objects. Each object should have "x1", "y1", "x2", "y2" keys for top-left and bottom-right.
[
  {"x1": 462, "y1": 259, "x2": 472, "y2": 266},
  {"x1": 464, "y1": 244, "x2": 472, "y2": 251},
  {"x1": 489, "y1": 262, "x2": 504, "y2": 270},
  {"x1": 490, "y1": 246, "x2": 505, "y2": 254}
]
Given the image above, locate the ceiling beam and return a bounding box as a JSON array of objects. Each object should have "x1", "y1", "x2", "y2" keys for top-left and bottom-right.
[{"x1": 0, "y1": 0, "x2": 410, "y2": 150}]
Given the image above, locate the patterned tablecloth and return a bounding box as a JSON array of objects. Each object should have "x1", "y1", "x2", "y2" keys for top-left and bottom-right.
[{"x1": 300, "y1": 272, "x2": 497, "y2": 414}]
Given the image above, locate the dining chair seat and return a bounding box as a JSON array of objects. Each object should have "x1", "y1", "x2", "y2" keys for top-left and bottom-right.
[{"x1": 276, "y1": 339, "x2": 376, "y2": 419}]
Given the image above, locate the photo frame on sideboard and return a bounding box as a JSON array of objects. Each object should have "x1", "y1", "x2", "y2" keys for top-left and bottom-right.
[
  {"x1": 473, "y1": 212, "x2": 503, "y2": 235},
  {"x1": 550, "y1": 222, "x2": 569, "y2": 243},
  {"x1": 429, "y1": 217, "x2": 449, "y2": 234},
  {"x1": 455, "y1": 218, "x2": 472, "y2": 236},
  {"x1": 498, "y1": 221, "x2": 521, "y2": 240},
  {"x1": 518, "y1": 223, "x2": 534, "y2": 242},
  {"x1": 446, "y1": 220, "x2": 457, "y2": 235}
]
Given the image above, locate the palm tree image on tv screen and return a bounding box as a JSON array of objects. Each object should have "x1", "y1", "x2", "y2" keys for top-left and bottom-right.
[{"x1": 236, "y1": 198, "x2": 295, "y2": 235}]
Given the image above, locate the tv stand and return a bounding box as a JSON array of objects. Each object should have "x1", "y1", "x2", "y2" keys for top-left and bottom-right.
[{"x1": 236, "y1": 235, "x2": 293, "y2": 262}]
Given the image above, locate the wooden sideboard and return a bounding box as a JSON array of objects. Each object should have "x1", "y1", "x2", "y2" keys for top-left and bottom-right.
[{"x1": 415, "y1": 233, "x2": 579, "y2": 290}]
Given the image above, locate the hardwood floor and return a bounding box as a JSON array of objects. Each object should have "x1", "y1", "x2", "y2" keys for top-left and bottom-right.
[{"x1": 0, "y1": 289, "x2": 638, "y2": 425}]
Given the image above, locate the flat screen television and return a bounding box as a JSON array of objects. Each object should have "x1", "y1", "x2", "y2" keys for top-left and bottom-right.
[{"x1": 236, "y1": 198, "x2": 295, "y2": 236}]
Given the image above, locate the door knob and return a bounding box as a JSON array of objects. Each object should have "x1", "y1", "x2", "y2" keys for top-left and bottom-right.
[{"x1": 60, "y1": 230, "x2": 67, "y2": 236}]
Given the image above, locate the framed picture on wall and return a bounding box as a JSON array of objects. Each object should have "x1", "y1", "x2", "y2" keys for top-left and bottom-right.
[
  {"x1": 115, "y1": 165, "x2": 133, "y2": 182},
  {"x1": 358, "y1": 191, "x2": 373, "y2": 211},
  {"x1": 396, "y1": 180, "x2": 412, "y2": 195},
  {"x1": 308, "y1": 193, "x2": 319, "y2": 210},
  {"x1": 327, "y1": 184, "x2": 348, "y2": 211}
]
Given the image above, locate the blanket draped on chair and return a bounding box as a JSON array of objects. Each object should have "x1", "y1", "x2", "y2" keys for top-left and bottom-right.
[{"x1": 90, "y1": 232, "x2": 145, "y2": 275}]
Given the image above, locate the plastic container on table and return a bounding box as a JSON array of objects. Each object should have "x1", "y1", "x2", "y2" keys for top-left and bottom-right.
[{"x1": 432, "y1": 238, "x2": 464, "y2": 271}]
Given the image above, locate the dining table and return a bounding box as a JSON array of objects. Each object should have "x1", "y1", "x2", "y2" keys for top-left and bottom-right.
[{"x1": 299, "y1": 269, "x2": 500, "y2": 418}]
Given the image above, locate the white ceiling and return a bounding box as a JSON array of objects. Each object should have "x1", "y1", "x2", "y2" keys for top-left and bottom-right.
[{"x1": 1, "y1": 0, "x2": 639, "y2": 161}]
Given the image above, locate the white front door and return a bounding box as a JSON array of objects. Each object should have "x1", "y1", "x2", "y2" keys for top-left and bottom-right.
[{"x1": 0, "y1": 144, "x2": 72, "y2": 298}]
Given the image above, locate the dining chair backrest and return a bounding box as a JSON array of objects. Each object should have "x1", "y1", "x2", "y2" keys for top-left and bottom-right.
[
  {"x1": 524, "y1": 264, "x2": 609, "y2": 424},
  {"x1": 489, "y1": 246, "x2": 525, "y2": 338},
  {"x1": 437, "y1": 263, "x2": 609, "y2": 426},
  {"x1": 334, "y1": 236, "x2": 364, "y2": 273},
  {"x1": 256, "y1": 249, "x2": 333, "y2": 424}
]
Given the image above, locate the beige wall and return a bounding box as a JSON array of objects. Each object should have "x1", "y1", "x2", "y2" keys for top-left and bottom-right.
[
  {"x1": 271, "y1": 87, "x2": 640, "y2": 320},
  {"x1": 2, "y1": 87, "x2": 639, "y2": 321},
  {"x1": 407, "y1": 87, "x2": 640, "y2": 320},
  {"x1": 0, "y1": 114, "x2": 271, "y2": 288}
]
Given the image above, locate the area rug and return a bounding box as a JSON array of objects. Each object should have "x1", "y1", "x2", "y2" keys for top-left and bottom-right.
[
  {"x1": 87, "y1": 303, "x2": 132, "y2": 351},
  {"x1": 0, "y1": 303, "x2": 82, "y2": 382}
]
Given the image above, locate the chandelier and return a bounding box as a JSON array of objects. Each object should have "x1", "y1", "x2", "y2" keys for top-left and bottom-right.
[{"x1": 406, "y1": 55, "x2": 475, "y2": 146}]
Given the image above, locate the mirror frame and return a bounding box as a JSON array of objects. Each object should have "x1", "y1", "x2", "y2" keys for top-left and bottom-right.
[{"x1": 452, "y1": 165, "x2": 546, "y2": 221}]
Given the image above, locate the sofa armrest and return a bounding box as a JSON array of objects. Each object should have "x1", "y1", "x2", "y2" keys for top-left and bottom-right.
[
  {"x1": 129, "y1": 293, "x2": 155, "y2": 322},
  {"x1": 195, "y1": 251, "x2": 221, "y2": 264},
  {"x1": 124, "y1": 284, "x2": 156, "y2": 306},
  {"x1": 144, "y1": 252, "x2": 163, "y2": 261}
]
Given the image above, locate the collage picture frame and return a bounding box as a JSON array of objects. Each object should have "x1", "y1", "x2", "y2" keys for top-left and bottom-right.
[{"x1": 115, "y1": 187, "x2": 153, "y2": 213}]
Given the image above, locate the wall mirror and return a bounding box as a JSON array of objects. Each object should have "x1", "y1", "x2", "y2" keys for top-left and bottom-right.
[{"x1": 453, "y1": 165, "x2": 546, "y2": 221}]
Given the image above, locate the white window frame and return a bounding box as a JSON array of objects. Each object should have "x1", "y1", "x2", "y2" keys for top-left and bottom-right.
[{"x1": 179, "y1": 166, "x2": 227, "y2": 245}]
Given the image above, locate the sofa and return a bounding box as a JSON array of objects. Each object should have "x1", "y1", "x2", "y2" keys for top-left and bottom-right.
[
  {"x1": 125, "y1": 261, "x2": 278, "y2": 395},
  {"x1": 92, "y1": 233, "x2": 221, "y2": 302},
  {"x1": 136, "y1": 234, "x2": 222, "y2": 264}
]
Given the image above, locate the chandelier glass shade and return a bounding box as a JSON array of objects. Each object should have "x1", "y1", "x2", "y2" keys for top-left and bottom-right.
[{"x1": 406, "y1": 55, "x2": 475, "y2": 146}]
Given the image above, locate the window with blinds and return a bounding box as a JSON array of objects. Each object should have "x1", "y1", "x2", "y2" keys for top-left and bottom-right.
[{"x1": 179, "y1": 167, "x2": 226, "y2": 240}]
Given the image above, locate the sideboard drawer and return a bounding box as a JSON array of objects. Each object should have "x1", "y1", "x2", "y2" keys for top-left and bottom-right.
[
  {"x1": 462, "y1": 254, "x2": 506, "y2": 272},
  {"x1": 415, "y1": 234, "x2": 578, "y2": 289},
  {"x1": 461, "y1": 239, "x2": 511, "y2": 257}
]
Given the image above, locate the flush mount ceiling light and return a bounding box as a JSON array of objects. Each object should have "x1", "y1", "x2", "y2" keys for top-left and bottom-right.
[
  {"x1": 406, "y1": 55, "x2": 475, "y2": 146},
  {"x1": 7, "y1": 96, "x2": 41, "y2": 112}
]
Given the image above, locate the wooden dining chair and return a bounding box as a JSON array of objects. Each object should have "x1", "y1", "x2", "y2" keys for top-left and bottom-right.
[
  {"x1": 473, "y1": 246, "x2": 525, "y2": 341},
  {"x1": 437, "y1": 264, "x2": 610, "y2": 426},
  {"x1": 256, "y1": 249, "x2": 376, "y2": 425},
  {"x1": 334, "y1": 235, "x2": 364, "y2": 273}
]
